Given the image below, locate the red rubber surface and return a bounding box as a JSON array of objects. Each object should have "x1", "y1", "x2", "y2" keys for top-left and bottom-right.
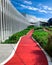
[{"x1": 5, "y1": 29, "x2": 48, "y2": 65}]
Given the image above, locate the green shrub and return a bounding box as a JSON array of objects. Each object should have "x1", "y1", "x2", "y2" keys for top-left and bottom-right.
[
  {"x1": 45, "y1": 27, "x2": 52, "y2": 31},
  {"x1": 48, "y1": 34, "x2": 52, "y2": 44},
  {"x1": 32, "y1": 29, "x2": 48, "y2": 47},
  {"x1": 32, "y1": 29, "x2": 52, "y2": 57},
  {"x1": 2, "y1": 26, "x2": 52, "y2": 57},
  {"x1": 45, "y1": 34, "x2": 52, "y2": 57},
  {"x1": 3, "y1": 25, "x2": 34, "y2": 43},
  {"x1": 34, "y1": 26, "x2": 43, "y2": 30}
]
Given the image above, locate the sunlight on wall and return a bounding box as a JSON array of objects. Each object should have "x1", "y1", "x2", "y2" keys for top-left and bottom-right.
[{"x1": 0, "y1": 0, "x2": 30, "y2": 42}]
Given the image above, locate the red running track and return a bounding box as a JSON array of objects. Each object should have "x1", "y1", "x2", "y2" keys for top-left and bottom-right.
[{"x1": 4, "y1": 29, "x2": 48, "y2": 65}]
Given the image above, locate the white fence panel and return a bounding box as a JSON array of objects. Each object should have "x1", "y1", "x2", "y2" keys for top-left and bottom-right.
[{"x1": 0, "y1": 0, "x2": 30, "y2": 42}]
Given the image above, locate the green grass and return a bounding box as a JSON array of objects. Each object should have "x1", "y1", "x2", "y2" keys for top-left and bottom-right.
[
  {"x1": 32, "y1": 29, "x2": 48, "y2": 47},
  {"x1": 3, "y1": 25, "x2": 34, "y2": 43},
  {"x1": 49, "y1": 27, "x2": 52, "y2": 31},
  {"x1": 45, "y1": 27, "x2": 52, "y2": 31},
  {"x1": 2, "y1": 26, "x2": 52, "y2": 57},
  {"x1": 32, "y1": 28, "x2": 52, "y2": 57}
]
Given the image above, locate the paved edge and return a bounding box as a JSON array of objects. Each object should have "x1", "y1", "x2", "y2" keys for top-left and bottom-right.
[
  {"x1": 0, "y1": 37, "x2": 22, "y2": 65},
  {"x1": 32, "y1": 37, "x2": 52, "y2": 65},
  {"x1": 1, "y1": 29, "x2": 52, "y2": 65}
]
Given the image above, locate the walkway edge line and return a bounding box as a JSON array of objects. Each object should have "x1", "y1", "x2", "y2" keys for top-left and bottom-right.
[
  {"x1": 32, "y1": 37, "x2": 50, "y2": 65},
  {"x1": 0, "y1": 37, "x2": 22, "y2": 65},
  {"x1": 0, "y1": 30, "x2": 31, "y2": 65}
]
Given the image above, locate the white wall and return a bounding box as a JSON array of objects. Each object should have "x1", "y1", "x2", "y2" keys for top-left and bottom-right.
[{"x1": 0, "y1": 0, "x2": 30, "y2": 42}]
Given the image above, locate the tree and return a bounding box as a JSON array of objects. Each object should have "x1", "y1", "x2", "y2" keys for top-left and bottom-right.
[{"x1": 48, "y1": 18, "x2": 52, "y2": 26}]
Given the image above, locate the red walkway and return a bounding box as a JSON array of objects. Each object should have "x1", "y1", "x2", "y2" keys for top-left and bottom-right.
[{"x1": 4, "y1": 29, "x2": 48, "y2": 65}]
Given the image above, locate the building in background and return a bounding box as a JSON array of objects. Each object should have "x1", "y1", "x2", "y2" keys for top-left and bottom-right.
[{"x1": 26, "y1": 14, "x2": 48, "y2": 27}]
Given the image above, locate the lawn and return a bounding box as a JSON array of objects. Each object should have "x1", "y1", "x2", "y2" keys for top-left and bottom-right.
[
  {"x1": 45, "y1": 27, "x2": 52, "y2": 31},
  {"x1": 2, "y1": 26, "x2": 52, "y2": 57},
  {"x1": 3, "y1": 25, "x2": 34, "y2": 43},
  {"x1": 32, "y1": 29, "x2": 48, "y2": 47},
  {"x1": 32, "y1": 27, "x2": 52, "y2": 57}
]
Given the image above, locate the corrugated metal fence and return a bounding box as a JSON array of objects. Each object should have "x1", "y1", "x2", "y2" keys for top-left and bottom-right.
[{"x1": 0, "y1": 0, "x2": 30, "y2": 42}]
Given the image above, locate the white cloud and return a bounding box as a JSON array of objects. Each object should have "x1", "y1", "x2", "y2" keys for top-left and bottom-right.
[
  {"x1": 38, "y1": 4, "x2": 52, "y2": 14},
  {"x1": 26, "y1": 14, "x2": 48, "y2": 22},
  {"x1": 26, "y1": 15, "x2": 39, "y2": 22},
  {"x1": 43, "y1": 6, "x2": 48, "y2": 10},
  {"x1": 39, "y1": 4, "x2": 52, "y2": 11},
  {"x1": 43, "y1": 5, "x2": 52, "y2": 10},
  {"x1": 38, "y1": 18, "x2": 48, "y2": 22},
  {"x1": 20, "y1": 4, "x2": 26, "y2": 8},
  {"x1": 24, "y1": 1, "x2": 32, "y2": 4},
  {"x1": 20, "y1": 4, "x2": 47, "y2": 13},
  {"x1": 28, "y1": 7, "x2": 38, "y2": 10},
  {"x1": 38, "y1": 9, "x2": 47, "y2": 13},
  {"x1": 20, "y1": 4, "x2": 38, "y2": 10}
]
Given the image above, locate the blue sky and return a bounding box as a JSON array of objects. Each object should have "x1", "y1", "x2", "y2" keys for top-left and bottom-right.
[{"x1": 10, "y1": 0, "x2": 52, "y2": 20}]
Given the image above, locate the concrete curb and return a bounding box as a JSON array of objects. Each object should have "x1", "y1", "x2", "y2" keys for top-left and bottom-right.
[
  {"x1": 0, "y1": 37, "x2": 22, "y2": 65},
  {"x1": 32, "y1": 37, "x2": 52, "y2": 65}
]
